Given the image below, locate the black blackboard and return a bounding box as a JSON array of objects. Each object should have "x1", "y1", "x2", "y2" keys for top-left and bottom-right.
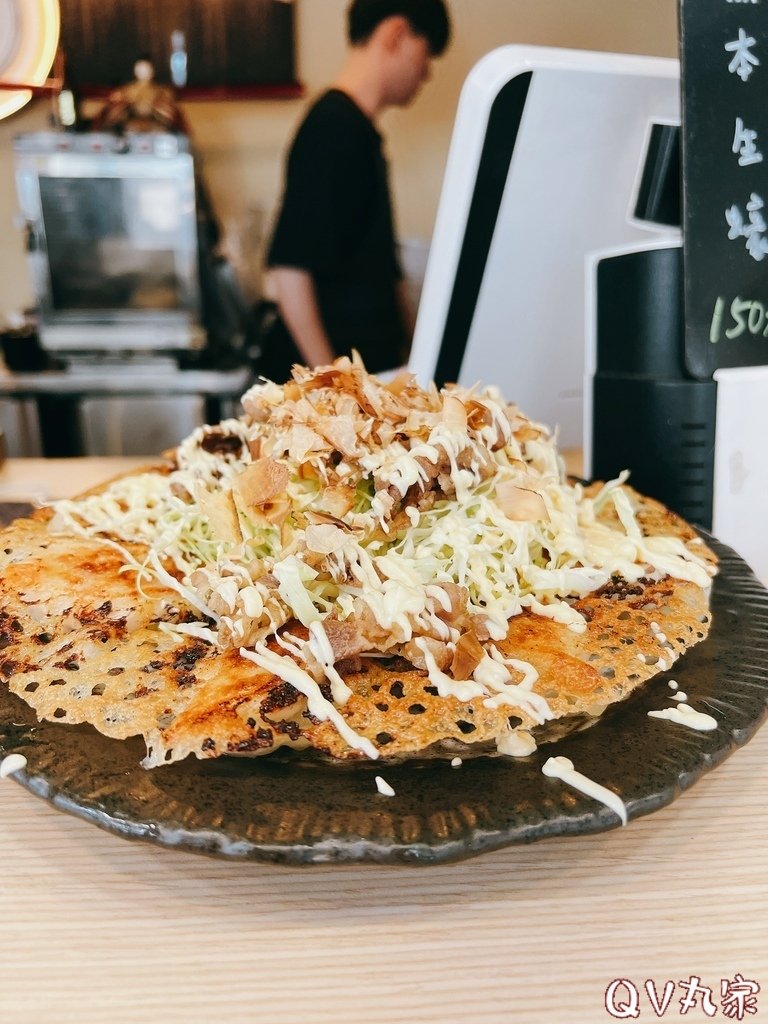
[{"x1": 680, "y1": 0, "x2": 768, "y2": 380}]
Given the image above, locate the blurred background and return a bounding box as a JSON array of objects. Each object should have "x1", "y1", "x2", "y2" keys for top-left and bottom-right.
[{"x1": 0, "y1": 0, "x2": 679, "y2": 318}]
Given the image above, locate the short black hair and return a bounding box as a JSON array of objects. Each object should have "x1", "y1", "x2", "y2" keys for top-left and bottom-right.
[{"x1": 347, "y1": 0, "x2": 451, "y2": 57}]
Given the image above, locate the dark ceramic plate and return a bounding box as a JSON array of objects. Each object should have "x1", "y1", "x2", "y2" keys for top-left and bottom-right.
[{"x1": 1, "y1": 503, "x2": 767, "y2": 865}]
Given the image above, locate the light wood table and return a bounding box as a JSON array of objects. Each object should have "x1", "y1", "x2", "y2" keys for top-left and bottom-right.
[
  {"x1": 0, "y1": 456, "x2": 158, "y2": 503},
  {"x1": 0, "y1": 458, "x2": 765, "y2": 1024}
]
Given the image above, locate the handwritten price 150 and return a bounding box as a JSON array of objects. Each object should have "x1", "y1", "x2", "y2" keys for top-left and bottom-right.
[{"x1": 709, "y1": 295, "x2": 768, "y2": 342}]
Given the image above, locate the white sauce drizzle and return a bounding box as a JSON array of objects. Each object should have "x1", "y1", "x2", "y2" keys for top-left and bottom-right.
[
  {"x1": 240, "y1": 586, "x2": 264, "y2": 619},
  {"x1": 648, "y1": 703, "x2": 718, "y2": 731},
  {"x1": 542, "y1": 755, "x2": 628, "y2": 825},
  {"x1": 146, "y1": 551, "x2": 220, "y2": 624},
  {"x1": 158, "y1": 622, "x2": 219, "y2": 645},
  {"x1": 375, "y1": 775, "x2": 395, "y2": 796},
  {"x1": 239, "y1": 645, "x2": 379, "y2": 759},
  {"x1": 650, "y1": 620, "x2": 669, "y2": 645},
  {"x1": 671, "y1": 691, "x2": 688, "y2": 702},
  {"x1": 307, "y1": 621, "x2": 353, "y2": 705},
  {"x1": 0, "y1": 753, "x2": 28, "y2": 778},
  {"x1": 415, "y1": 640, "x2": 486, "y2": 702},
  {"x1": 450, "y1": 756, "x2": 463, "y2": 768},
  {"x1": 496, "y1": 730, "x2": 537, "y2": 757}
]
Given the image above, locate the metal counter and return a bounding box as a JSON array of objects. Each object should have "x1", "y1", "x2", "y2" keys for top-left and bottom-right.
[{"x1": 0, "y1": 364, "x2": 253, "y2": 457}]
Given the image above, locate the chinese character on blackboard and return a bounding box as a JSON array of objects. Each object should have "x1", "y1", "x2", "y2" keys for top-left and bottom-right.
[
  {"x1": 725, "y1": 192, "x2": 768, "y2": 261},
  {"x1": 725, "y1": 28, "x2": 760, "y2": 81},
  {"x1": 732, "y1": 117, "x2": 763, "y2": 166},
  {"x1": 681, "y1": 0, "x2": 768, "y2": 377}
]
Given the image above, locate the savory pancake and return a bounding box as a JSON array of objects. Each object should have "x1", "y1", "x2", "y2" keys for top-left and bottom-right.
[{"x1": 0, "y1": 357, "x2": 716, "y2": 767}]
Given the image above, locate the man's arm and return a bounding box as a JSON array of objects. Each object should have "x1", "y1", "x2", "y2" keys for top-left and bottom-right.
[
  {"x1": 268, "y1": 267, "x2": 337, "y2": 369},
  {"x1": 396, "y1": 279, "x2": 417, "y2": 350}
]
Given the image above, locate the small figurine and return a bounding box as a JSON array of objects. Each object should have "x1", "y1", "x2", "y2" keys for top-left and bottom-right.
[{"x1": 93, "y1": 55, "x2": 184, "y2": 133}]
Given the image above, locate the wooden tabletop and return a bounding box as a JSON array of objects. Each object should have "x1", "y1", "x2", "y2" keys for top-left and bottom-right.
[{"x1": 0, "y1": 459, "x2": 766, "y2": 1024}]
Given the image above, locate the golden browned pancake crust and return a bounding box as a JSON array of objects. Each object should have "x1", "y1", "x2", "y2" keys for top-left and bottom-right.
[{"x1": 0, "y1": 486, "x2": 715, "y2": 767}]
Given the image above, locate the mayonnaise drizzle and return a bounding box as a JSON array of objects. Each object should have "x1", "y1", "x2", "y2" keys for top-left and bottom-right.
[
  {"x1": 648, "y1": 703, "x2": 718, "y2": 731},
  {"x1": 307, "y1": 620, "x2": 353, "y2": 705},
  {"x1": 375, "y1": 775, "x2": 395, "y2": 796},
  {"x1": 496, "y1": 730, "x2": 537, "y2": 756},
  {"x1": 542, "y1": 755, "x2": 628, "y2": 825},
  {"x1": 239, "y1": 645, "x2": 378, "y2": 759},
  {"x1": 0, "y1": 753, "x2": 28, "y2": 778},
  {"x1": 159, "y1": 622, "x2": 219, "y2": 644}
]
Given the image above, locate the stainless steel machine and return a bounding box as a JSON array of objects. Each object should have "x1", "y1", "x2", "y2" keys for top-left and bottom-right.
[
  {"x1": 5, "y1": 131, "x2": 250, "y2": 456},
  {"x1": 15, "y1": 131, "x2": 205, "y2": 353}
]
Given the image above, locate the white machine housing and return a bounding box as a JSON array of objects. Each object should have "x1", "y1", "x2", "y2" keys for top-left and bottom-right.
[
  {"x1": 712, "y1": 367, "x2": 768, "y2": 583},
  {"x1": 409, "y1": 45, "x2": 681, "y2": 448}
]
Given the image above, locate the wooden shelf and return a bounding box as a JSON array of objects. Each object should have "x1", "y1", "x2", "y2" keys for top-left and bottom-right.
[
  {"x1": 75, "y1": 82, "x2": 305, "y2": 102},
  {"x1": 60, "y1": 0, "x2": 299, "y2": 105}
]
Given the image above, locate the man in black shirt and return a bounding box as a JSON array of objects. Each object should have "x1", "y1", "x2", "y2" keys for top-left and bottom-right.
[{"x1": 264, "y1": 0, "x2": 451, "y2": 381}]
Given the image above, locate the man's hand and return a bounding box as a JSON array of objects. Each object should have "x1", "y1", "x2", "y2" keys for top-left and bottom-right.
[
  {"x1": 267, "y1": 267, "x2": 336, "y2": 369},
  {"x1": 396, "y1": 279, "x2": 417, "y2": 349}
]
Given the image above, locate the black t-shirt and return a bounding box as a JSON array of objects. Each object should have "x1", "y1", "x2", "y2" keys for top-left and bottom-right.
[{"x1": 265, "y1": 89, "x2": 406, "y2": 378}]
